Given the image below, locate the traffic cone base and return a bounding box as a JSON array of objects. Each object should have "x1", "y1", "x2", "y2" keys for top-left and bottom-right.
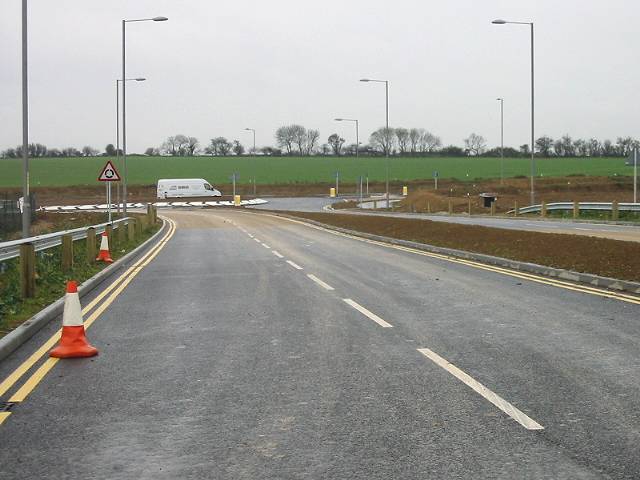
[
  {"x1": 49, "y1": 280, "x2": 99, "y2": 358},
  {"x1": 96, "y1": 231, "x2": 113, "y2": 263},
  {"x1": 50, "y1": 326, "x2": 98, "y2": 358}
]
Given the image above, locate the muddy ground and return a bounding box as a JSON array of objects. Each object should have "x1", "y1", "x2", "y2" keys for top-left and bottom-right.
[
  {"x1": 1, "y1": 176, "x2": 635, "y2": 208},
  {"x1": 283, "y1": 211, "x2": 640, "y2": 283}
]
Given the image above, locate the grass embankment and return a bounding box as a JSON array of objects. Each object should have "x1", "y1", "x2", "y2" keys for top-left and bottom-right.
[
  {"x1": 0, "y1": 213, "x2": 160, "y2": 337},
  {"x1": 0, "y1": 155, "x2": 633, "y2": 188},
  {"x1": 284, "y1": 212, "x2": 640, "y2": 283}
]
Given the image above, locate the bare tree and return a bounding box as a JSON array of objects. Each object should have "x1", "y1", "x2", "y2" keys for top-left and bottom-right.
[
  {"x1": 419, "y1": 131, "x2": 442, "y2": 153},
  {"x1": 162, "y1": 136, "x2": 181, "y2": 156},
  {"x1": 232, "y1": 140, "x2": 245, "y2": 156},
  {"x1": 291, "y1": 125, "x2": 307, "y2": 155},
  {"x1": 185, "y1": 136, "x2": 200, "y2": 156},
  {"x1": 409, "y1": 128, "x2": 423, "y2": 153},
  {"x1": 395, "y1": 128, "x2": 409, "y2": 154},
  {"x1": 327, "y1": 133, "x2": 345, "y2": 156},
  {"x1": 464, "y1": 133, "x2": 486, "y2": 156},
  {"x1": 535, "y1": 136, "x2": 554, "y2": 157},
  {"x1": 369, "y1": 127, "x2": 395, "y2": 155},
  {"x1": 206, "y1": 137, "x2": 232, "y2": 156},
  {"x1": 275, "y1": 125, "x2": 302, "y2": 155},
  {"x1": 81, "y1": 146, "x2": 99, "y2": 157}
]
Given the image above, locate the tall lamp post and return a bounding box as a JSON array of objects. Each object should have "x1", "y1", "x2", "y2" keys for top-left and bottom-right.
[
  {"x1": 360, "y1": 78, "x2": 390, "y2": 208},
  {"x1": 122, "y1": 15, "x2": 167, "y2": 214},
  {"x1": 497, "y1": 97, "x2": 504, "y2": 184},
  {"x1": 492, "y1": 19, "x2": 535, "y2": 205},
  {"x1": 116, "y1": 78, "x2": 146, "y2": 212},
  {"x1": 21, "y1": 0, "x2": 30, "y2": 238},
  {"x1": 244, "y1": 128, "x2": 256, "y2": 195},
  {"x1": 334, "y1": 118, "x2": 359, "y2": 157}
]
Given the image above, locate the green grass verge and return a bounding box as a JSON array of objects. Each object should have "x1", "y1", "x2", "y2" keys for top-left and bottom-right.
[
  {"x1": 0, "y1": 218, "x2": 160, "y2": 337},
  {"x1": 0, "y1": 155, "x2": 634, "y2": 188}
]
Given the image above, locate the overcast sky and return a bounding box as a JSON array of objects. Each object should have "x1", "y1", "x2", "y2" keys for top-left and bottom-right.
[{"x1": 1, "y1": 0, "x2": 638, "y2": 153}]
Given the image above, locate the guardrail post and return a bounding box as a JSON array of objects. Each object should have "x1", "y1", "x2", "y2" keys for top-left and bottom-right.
[
  {"x1": 86, "y1": 227, "x2": 96, "y2": 263},
  {"x1": 573, "y1": 201, "x2": 579, "y2": 219},
  {"x1": 468, "y1": 197, "x2": 472, "y2": 216},
  {"x1": 427, "y1": 202, "x2": 431, "y2": 213},
  {"x1": 541, "y1": 201, "x2": 547, "y2": 218},
  {"x1": 20, "y1": 243, "x2": 36, "y2": 299},
  {"x1": 128, "y1": 219, "x2": 136, "y2": 241},
  {"x1": 106, "y1": 225, "x2": 113, "y2": 247},
  {"x1": 136, "y1": 217, "x2": 144, "y2": 237},
  {"x1": 448, "y1": 200, "x2": 453, "y2": 214},
  {"x1": 490, "y1": 201, "x2": 496, "y2": 216},
  {"x1": 373, "y1": 200, "x2": 377, "y2": 209},
  {"x1": 612, "y1": 200, "x2": 619, "y2": 221},
  {"x1": 118, "y1": 221, "x2": 126, "y2": 244},
  {"x1": 61, "y1": 234, "x2": 73, "y2": 272},
  {"x1": 514, "y1": 201, "x2": 519, "y2": 216}
]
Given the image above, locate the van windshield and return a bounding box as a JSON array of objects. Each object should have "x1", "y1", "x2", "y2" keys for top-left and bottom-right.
[{"x1": 204, "y1": 183, "x2": 214, "y2": 191}]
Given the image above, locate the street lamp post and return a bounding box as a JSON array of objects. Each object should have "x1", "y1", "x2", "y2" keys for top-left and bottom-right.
[
  {"x1": 360, "y1": 78, "x2": 390, "y2": 208},
  {"x1": 492, "y1": 19, "x2": 535, "y2": 205},
  {"x1": 497, "y1": 97, "x2": 504, "y2": 184},
  {"x1": 21, "y1": 0, "x2": 30, "y2": 238},
  {"x1": 334, "y1": 118, "x2": 359, "y2": 157},
  {"x1": 116, "y1": 78, "x2": 146, "y2": 213},
  {"x1": 122, "y1": 16, "x2": 167, "y2": 215},
  {"x1": 244, "y1": 128, "x2": 256, "y2": 195}
]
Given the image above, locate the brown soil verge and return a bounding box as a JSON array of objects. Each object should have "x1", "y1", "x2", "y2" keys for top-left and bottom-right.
[{"x1": 283, "y1": 211, "x2": 640, "y2": 283}]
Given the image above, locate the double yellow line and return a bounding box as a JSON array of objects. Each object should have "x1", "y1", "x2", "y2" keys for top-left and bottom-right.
[
  {"x1": 266, "y1": 213, "x2": 640, "y2": 306},
  {"x1": 0, "y1": 217, "x2": 177, "y2": 426}
]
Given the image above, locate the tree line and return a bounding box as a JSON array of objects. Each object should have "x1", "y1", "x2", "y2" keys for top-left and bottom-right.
[{"x1": 2, "y1": 131, "x2": 639, "y2": 159}]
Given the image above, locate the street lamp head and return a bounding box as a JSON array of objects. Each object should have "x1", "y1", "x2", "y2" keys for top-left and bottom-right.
[
  {"x1": 359, "y1": 79, "x2": 370, "y2": 82},
  {"x1": 135, "y1": 78, "x2": 147, "y2": 81},
  {"x1": 153, "y1": 16, "x2": 169, "y2": 21},
  {"x1": 492, "y1": 19, "x2": 507, "y2": 24},
  {"x1": 334, "y1": 118, "x2": 343, "y2": 121}
]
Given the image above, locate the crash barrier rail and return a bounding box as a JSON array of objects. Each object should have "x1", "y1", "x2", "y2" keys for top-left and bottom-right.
[
  {"x1": 511, "y1": 202, "x2": 640, "y2": 215},
  {"x1": 0, "y1": 205, "x2": 158, "y2": 299}
]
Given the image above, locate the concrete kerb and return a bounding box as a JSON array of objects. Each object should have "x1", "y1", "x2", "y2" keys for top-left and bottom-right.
[
  {"x1": 0, "y1": 218, "x2": 169, "y2": 364},
  {"x1": 260, "y1": 211, "x2": 640, "y2": 296}
]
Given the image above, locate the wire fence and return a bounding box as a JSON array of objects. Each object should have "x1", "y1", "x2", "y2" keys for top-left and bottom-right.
[{"x1": 0, "y1": 193, "x2": 37, "y2": 241}]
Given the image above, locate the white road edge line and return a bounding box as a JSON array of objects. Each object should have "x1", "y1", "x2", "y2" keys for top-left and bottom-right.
[
  {"x1": 254, "y1": 238, "x2": 261, "y2": 243},
  {"x1": 417, "y1": 348, "x2": 544, "y2": 431},
  {"x1": 272, "y1": 250, "x2": 284, "y2": 258},
  {"x1": 262, "y1": 243, "x2": 271, "y2": 249},
  {"x1": 343, "y1": 299, "x2": 393, "y2": 328},
  {"x1": 286, "y1": 260, "x2": 303, "y2": 270},
  {"x1": 307, "y1": 274, "x2": 335, "y2": 291},
  {"x1": 248, "y1": 234, "x2": 254, "y2": 238}
]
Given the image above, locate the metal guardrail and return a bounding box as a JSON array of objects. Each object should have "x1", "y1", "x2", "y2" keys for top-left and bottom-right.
[
  {"x1": 0, "y1": 218, "x2": 130, "y2": 262},
  {"x1": 513, "y1": 202, "x2": 640, "y2": 214}
]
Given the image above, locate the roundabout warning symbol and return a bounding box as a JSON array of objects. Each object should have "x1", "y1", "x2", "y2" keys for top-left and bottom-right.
[{"x1": 98, "y1": 161, "x2": 121, "y2": 182}]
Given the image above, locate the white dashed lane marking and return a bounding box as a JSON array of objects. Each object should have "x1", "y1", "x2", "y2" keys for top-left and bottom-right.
[
  {"x1": 307, "y1": 274, "x2": 335, "y2": 291},
  {"x1": 343, "y1": 299, "x2": 393, "y2": 328},
  {"x1": 286, "y1": 260, "x2": 303, "y2": 270}
]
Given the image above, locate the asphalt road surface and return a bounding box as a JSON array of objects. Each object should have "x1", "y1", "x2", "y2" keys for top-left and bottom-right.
[{"x1": 1, "y1": 209, "x2": 640, "y2": 479}]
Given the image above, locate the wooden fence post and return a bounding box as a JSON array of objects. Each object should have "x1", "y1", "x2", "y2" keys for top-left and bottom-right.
[
  {"x1": 612, "y1": 200, "x2": 619, "y2": 221},
  {"x1": 20, "y1": 243, "x2": 36, "y2": 299},
  {"x1": 86, "y1": 228, "x2": 96, "y2": 263},
  {"x1": 573, "y1": 201, "x2": 579, "y2": 219},
  {"x1": 118, "y1": 221, "x2": 126, "y2": 244},
  {"x1": 490, "y1": 201, "x2": 496, "y2": 216},
  {"x1": 514, "y1": 201, "x2": 519, "y2": 216},
  {"x1": 448, "y1": 200, "x2": 453, "y2": 214},
  {"x1": 128, "y1": 219, "x2": 136, "y2": 241},
  {"x1": 541, "y1": 201, "x2": 547, "y2": 218},
  {"x1": 61, "y1": 234, "x2": 73, "y2": 272}
]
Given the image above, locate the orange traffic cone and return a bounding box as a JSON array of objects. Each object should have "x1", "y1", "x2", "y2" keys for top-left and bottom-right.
[
  {"x1": 50, "y1": 281, "x2": 98, "y2": 358},
  {"x1": 96, "y1": 231, "x2": 113, "y2": 263}
]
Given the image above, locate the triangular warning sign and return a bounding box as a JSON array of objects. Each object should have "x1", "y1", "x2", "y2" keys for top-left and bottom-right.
[{"x1": 98, "y1": 161, "x2": 121, "y2": 182}]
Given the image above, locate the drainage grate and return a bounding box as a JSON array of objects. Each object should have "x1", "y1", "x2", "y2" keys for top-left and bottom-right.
[{"x1": 0, "y1": 402, "x2": 16, "y2": 412}]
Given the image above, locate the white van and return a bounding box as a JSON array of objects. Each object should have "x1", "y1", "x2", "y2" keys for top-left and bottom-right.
[{"x1": 157, "y1": 178, "x2": 222, "y2": 199}]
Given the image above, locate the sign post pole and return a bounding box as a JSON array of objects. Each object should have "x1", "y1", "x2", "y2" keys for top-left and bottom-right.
[{"x1": 634, "y1": 148, "x2": 637, "y2": 204}]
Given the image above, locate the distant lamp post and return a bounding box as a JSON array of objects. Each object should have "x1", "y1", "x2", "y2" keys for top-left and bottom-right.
[
  {"x1": 116, "y1": 78, "x2": 146, "y2": 212},
  {"x1": 244, "y1": 128, "x2": 257, "y2": 195},
  {"x1": 122, "y1": 15, "x2": 168, "y2": 214},
  {"x1": 497, "y1": 97, "x2": 504, "y2": 184},
  {"x1": 360, "y1": 78, "x2": 390, "y2": 208},
  {"x1": 334, "y1": 118, "x2": 359, "y2": 157},
  {"x1": 492, "y1": 18, "x2": 535, "y2": 205}
]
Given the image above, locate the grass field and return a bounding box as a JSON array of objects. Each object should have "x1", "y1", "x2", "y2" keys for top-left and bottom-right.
[{"x1": 0, "y1": 155, "x2": 633, "y2": 188}]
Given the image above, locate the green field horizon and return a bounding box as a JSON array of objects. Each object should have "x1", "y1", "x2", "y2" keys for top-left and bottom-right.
[{"x1": 0, "y1": 155, "x2": 633, "y2": 188}]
